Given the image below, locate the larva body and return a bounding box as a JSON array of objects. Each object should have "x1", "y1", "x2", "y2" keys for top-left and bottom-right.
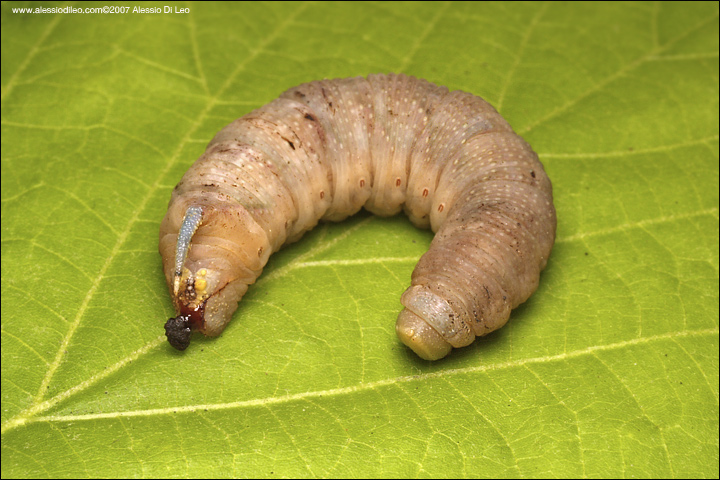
[{"x1": 159, "y1": 74, "x2": 556, "y2": 360}]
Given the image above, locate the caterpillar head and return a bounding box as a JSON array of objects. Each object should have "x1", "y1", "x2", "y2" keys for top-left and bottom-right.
[{"x1": 160, "y1": 196, "x2": 271, "y2": 350}]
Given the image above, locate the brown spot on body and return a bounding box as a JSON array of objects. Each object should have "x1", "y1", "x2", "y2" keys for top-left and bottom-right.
[{"x1": 285, "y1": 139, "x2": 295, "y2": 150}]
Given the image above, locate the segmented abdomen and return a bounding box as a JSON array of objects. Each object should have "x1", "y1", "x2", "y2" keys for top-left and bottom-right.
[{"x1": 159, "y1": 73, "x2": 556, "y2": 359}]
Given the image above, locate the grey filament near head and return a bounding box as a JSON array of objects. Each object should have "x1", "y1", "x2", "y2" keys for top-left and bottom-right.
[{"x1": 173, "y1": 205, "x2": 203, "y2": 295}]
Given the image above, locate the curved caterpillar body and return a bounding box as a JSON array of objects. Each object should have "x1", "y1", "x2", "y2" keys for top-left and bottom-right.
[{"x1": 159, "y1": 74, "x2": 556, "y2": 360}]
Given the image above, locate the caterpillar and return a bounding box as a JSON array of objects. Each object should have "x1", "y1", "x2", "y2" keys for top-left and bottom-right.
[{"x1": 159, "y1": 73, "x2": 556, "y2": 360}]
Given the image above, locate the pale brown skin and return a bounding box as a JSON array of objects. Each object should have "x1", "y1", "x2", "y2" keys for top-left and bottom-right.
[{"x1": 160, "y1": 74, "x2": 556, "y2": 360}]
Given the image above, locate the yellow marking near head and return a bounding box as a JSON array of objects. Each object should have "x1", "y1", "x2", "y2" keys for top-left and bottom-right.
[{"x1": 195, "y1": 277, "x2": 207, "y2": 295}]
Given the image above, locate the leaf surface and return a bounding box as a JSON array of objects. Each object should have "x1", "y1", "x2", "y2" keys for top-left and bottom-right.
[{"x1": 2, "y1": 2, "x2": 718, "y2": 477}]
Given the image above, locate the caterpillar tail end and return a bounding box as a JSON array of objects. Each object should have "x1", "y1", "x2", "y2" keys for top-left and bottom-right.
[{"x1": 396, "y1": 309, "x2": 452, "y2": 361}]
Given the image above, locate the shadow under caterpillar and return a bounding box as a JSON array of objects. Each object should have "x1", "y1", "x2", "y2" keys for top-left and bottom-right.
[{"x1": 159, "y1": 73, "x2": 556, "y2": 360}]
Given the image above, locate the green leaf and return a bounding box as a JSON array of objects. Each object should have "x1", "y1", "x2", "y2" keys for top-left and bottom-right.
[{"x1": 2, "y1": 1, "x2": 718, "y2": 477}]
